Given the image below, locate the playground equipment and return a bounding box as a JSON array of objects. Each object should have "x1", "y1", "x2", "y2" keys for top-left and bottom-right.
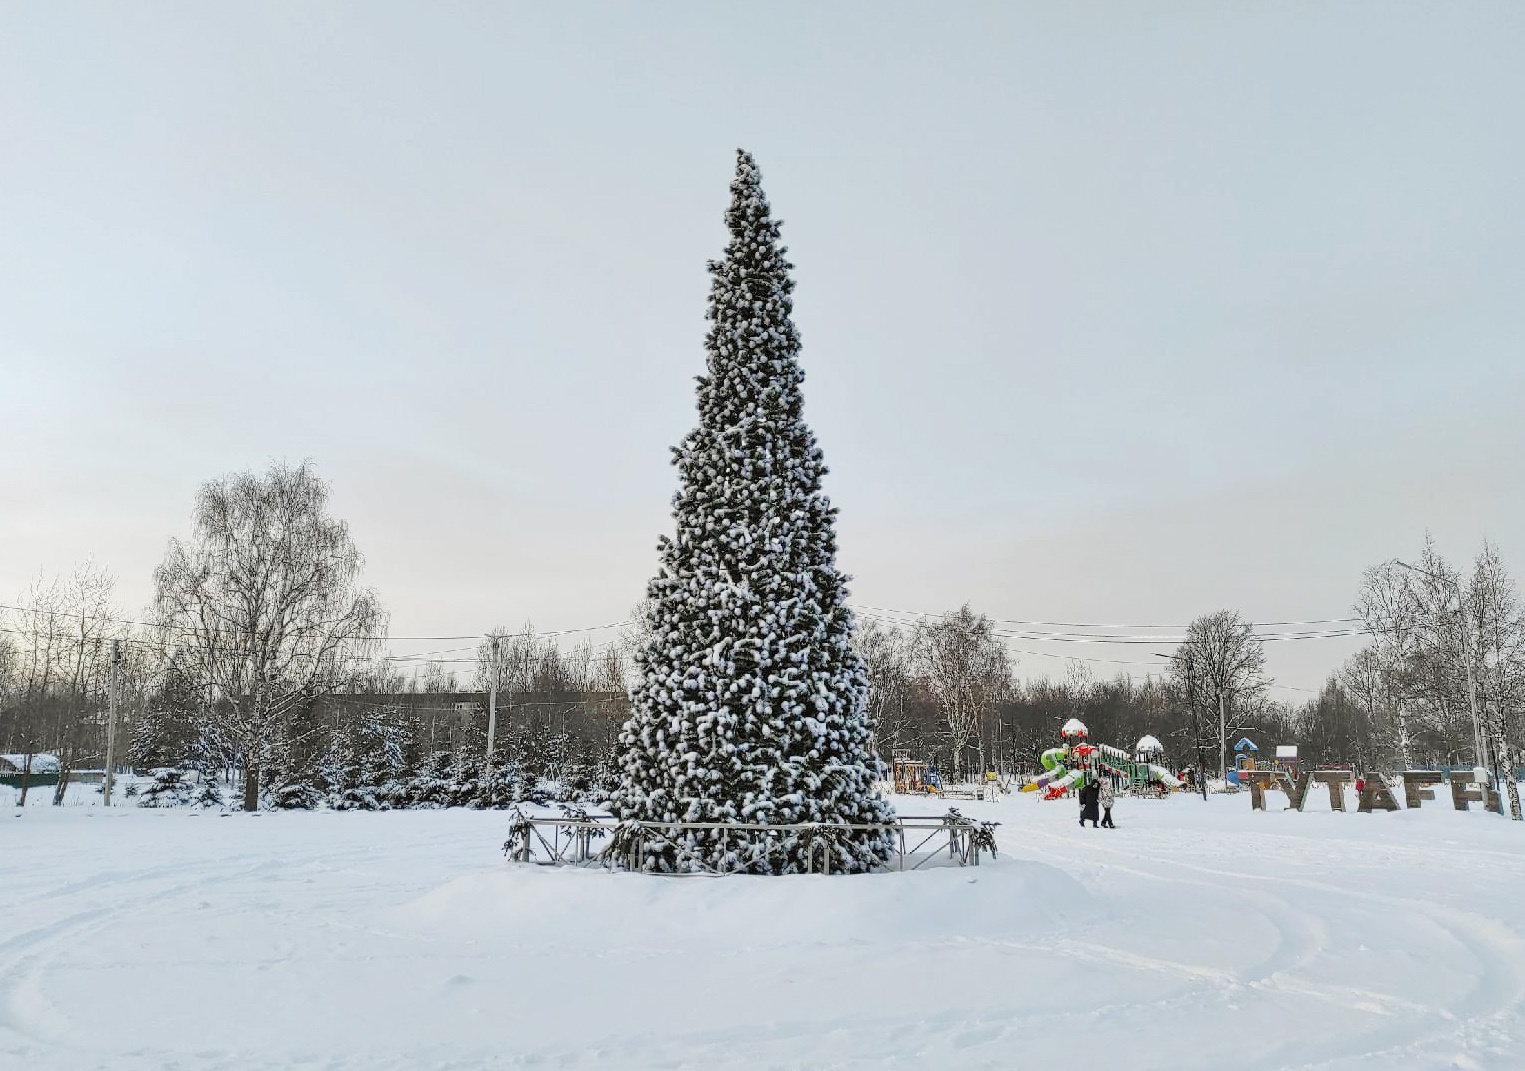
[
  {"x1": 891, "y1": 752, "x2": 931, "y2": 795},
  {"x1": 1227, "y1": 736, "x2": 1258, "y2": 787},
  {"x1": 1022, "y1": 719, "x2": 1182, "y2": 799},
  {"x1": 1228, "y1": 737, "x2": 1301, "y2": 787}
]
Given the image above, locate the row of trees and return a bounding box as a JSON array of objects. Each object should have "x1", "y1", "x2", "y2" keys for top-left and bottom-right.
[
  {"x1": 0, "y1": 560, "x2": 144, "y2": 802},
  {"x1": 4, "y1": 464, "x2": 1522, "y2": 816},
  {"x1": 1347, "y1": 538, "x2": 1524, "y2": 819},
  {"x1": 0, "y1": 463, "x2": 632, "y2": 809},
  {"x1": 858, "y1": 538, "x2": 1525, "y2": 823},
  {"x1": 857, "y1": 606, "x2": 1272, "y2": 783}
]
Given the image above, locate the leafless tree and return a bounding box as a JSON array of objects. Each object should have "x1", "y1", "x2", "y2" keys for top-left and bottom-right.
[
  {"x1": 1354, "y1": 541, "x2": 1468, "y2": 760},
  {"x1": 916, "y1": 605, "x2": 1011, "y2": 781},
  {"x1": 1339, "y1": 646, "x2": 1405, "y2": 767},
  {"x1": 4, "y1": 573, "x2": 64, "y2": 802},
  {"x1": 153, "y1": 461, "x2": 386, "y2": 810},
  {"x1": 1, "y1": 563, "x2": 127, "y2": 804},
  {"x1": 1350, "y1": 538, "x2": 1524, "y2": 819},
  {"x1": 854, "y1": 617, "x2": 914, "y2": 761},
  {"x1": 0, "y1": 628, "x2": 17, "y2": 713},
  {"x1": 417, "y1": 660, "x2": 458, "y2": 694},
  {"x1": 49, "y1": 559, "x2": 122, "y2": 803},
  {"x1": 1167, "y1": 610, "x2": 1268, "y2": 781},
  {"x1": 1467, "y1": 542, "x2": 1524, "y2": 820}
]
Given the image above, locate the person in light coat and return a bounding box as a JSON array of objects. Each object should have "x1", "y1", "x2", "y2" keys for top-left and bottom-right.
[{"x1": 1098, "y1": 775, "x2": 1116, "y2": 828}]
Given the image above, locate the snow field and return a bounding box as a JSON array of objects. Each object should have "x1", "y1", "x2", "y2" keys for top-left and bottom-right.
[{"x1": 3, "y1": 791, "x2": 1523, "y2": 1070}]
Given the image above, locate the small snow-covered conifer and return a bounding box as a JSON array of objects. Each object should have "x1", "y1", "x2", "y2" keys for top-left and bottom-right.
[{"x1": 612, "y1": 150, "x2": 895, "y2": 873}]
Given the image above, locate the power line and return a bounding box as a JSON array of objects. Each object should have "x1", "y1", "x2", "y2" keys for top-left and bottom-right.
[
  {"x1": 850, "y1": 601, "x2": 1363, "y2": 631},
  {"x1": 994, "y1": 643, "x2": 1178, "y2": 668},
  {"x1": 0, "y1": 602, "x2": 628, "y2": 644},
  {"x1": 853, "y1": 604, "x2": 1368, "y2": 642}
]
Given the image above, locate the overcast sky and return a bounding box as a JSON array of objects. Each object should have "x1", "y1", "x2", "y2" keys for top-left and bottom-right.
[{"x1": 3, "y1": 2, "x2": 1522, "y2": 694}]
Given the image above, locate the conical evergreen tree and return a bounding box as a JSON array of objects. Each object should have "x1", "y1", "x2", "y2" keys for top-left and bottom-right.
[{"x1": 613, "y1": 150, "x2": 895, "y2": 873}]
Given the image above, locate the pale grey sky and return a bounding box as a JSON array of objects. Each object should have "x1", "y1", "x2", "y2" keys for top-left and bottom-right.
[{"x1": 3, "y1": 2, "x2": 1522, "y2": 693}]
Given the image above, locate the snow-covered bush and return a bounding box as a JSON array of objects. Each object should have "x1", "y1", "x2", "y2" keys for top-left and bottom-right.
[
  {"x1": 444, "y1": 753, "x2": 484, "y2": 808},
  {"x1": 268, "y1": 780, "x2": 324, "y2": 810},
  {"x1": 136, "y1": 769, "x2": 195, "y2": 808},
  {"x1": 404, "y1": 750, "x2": 453, "y2": 808},
  {"x1": 135, "y1": 769, "x2": 225, "y2": 809},
  {"x1": 480, "y1": 757, "x2": 526, "y2": 808},
  {"x1": 193, "y1": 778, "x2": 226, "y2": 809}
]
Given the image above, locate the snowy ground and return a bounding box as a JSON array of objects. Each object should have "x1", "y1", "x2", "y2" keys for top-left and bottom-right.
[{"x1": 3, "y1": 789, "x2": 1523, "y2": 1071}]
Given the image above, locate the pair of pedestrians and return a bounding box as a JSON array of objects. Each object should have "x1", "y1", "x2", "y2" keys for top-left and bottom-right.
[{"x1": 1078, "y1": 777, "x2": 1115, "y2": 828}]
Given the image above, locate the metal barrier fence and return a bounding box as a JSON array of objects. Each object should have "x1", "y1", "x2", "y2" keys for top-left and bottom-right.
[{"x1": 501, "y1": 808, "x2": 999, "y2": 874}]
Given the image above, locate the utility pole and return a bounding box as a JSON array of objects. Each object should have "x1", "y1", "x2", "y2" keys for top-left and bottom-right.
[
  {"x1": 485, "y1": 636, "x2": 501, "y2": 759},
  {"x1": 1219, "y1": 688, "x2": 1227, "y2": 785},
  {"x1": 1193, "y1": 659, "x2": 1207, "y2": 801},
  {"x1": 103, "y1": 639, "x2": 122, "y2": 806}
]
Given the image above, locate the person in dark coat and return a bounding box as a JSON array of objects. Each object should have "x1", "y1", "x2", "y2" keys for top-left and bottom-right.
[{"x1": 1078, "y1": 779, "x2": 1100, "y2": 828}]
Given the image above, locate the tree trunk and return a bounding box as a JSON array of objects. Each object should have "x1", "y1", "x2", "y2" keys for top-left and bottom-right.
[
  {"x1": 243, "y1": 764, "x2": 260, "y2": 811},
  {"x1": 1394, "y1": 700, "x2": 1412, "y2": 769},
  {"x1": 1494, "y1": 726, "x2": 1522, "y2": 821},
  {"x1": 52, "y1": 738, "x2": 77, "y2": 805},
  {"x1": 18, "y1": 752, "x2": 33, "y2": 806},
  {"x1": 1218, "y1": 690, "x2": 1227, "y2": 781},
  {"x1": 52, "y1": 764, "x2": 73, "y2": 806}
]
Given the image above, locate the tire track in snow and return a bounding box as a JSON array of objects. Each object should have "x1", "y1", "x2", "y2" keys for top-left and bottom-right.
[
  {"x1": 1016, "y1": 823, "x2": 1525, "y2": 1071},
  {"x1": 0, "y1": 843, "x2": 386, "y2": 1054},
  {"x1": 1015, "y1": 827, "x2": 1329, "y2": 989}
]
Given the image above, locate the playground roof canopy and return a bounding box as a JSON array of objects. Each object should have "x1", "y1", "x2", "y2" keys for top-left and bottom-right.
[
  {"x1": 1061, "y1": 718, "x2": 1088, "y2": 738},
  {"x1": 1135, "y1": 735, "x2": 1164, "y2": 754},
  {"x1": 1233, "y1": 736, "x2": 1259, "y2": 752}
]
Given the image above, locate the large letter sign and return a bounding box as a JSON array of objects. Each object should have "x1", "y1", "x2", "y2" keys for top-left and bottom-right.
[
  {"x1": 1312, "y1": 770, "x2": 1354, "y2": 811},
  {"x1": 1245, "y1": 770, "x2": 1312, "y2": 811},
  {"x1": 1247, "y1": 770, "x2": 1503, "y2": 817},
  {"x1": 1357, "y1": 776, "x2": 1400, "y2": 813},
  {"x1": 1448, "y1": 771, "x2": 1503, "y2": 814},
  {"x1": 1403, "y1": 771, "x2": 1442, "y2": 809}
]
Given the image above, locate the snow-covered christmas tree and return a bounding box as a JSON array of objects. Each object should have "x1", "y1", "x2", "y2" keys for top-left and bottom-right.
[{"x1": 612, "y1": 150, "x2": 895, "y2": 874}]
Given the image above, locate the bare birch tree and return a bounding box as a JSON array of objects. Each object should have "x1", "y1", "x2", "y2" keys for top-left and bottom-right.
[
  {"x1": 1355, "y1": 541, "x2": 1473, "y2": 761},
  {"x1": 1467, "y1": 543, "x2": 1524, "y2": 820},
  {"x1": 916, "y1": 605, "x2": 1010, "y2": 781},
  {"x1": 153, "y1": 461, "x2": 386, "y2": 810}
]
